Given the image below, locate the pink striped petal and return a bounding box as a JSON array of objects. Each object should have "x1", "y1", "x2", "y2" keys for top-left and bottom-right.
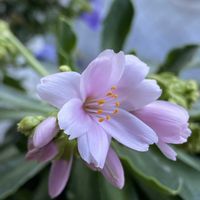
[
  {"x1": 100, "y1": 109, "x2": 158, "y2": 152},
  {"x1": 37, "y1": 72, "x2": 81, "y2": 108},
  {"x1": 118, "y1": 79, "x2": 161, "y2": 111},
  {"x1": 80, "y1": 50, "x2": 125, "y2": 99},
  {"x1": 78, "y1": 134, "x2": 94, "y2": 165},
  {"x1": 26, "y1": 141, "x2": 58, "y2": 163},
  {"x1": 133, "y1": 100, "x2": 190, "y2": 144},
  {"x1": 87, "y1": 123, "x2": 111, "y2": 168},
  {"x1": 157, "y1": 141, "x2": 177, "y2": 161},
  {"x1": 101, "y1": 148, "x2": 124, "y2": 189},
  {"x1": 48, "y1": 157, "x2": 73, "y2": 198},
  {"x1": 58, "y1": 98, "x2": 92, "y2": 139},
  {"x1": 117, "y1": 55, "x2": 149, "y2": 89}
]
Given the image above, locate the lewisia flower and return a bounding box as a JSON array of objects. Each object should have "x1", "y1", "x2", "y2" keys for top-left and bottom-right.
[
  {"x1": 26, "y1": 117, "x2": 73, "y2": 198},
  {"x1": 37, "y1": 49, "x2": 162, "y2": 168},
  {"x1": 133, "y1": 101, "x2": 191, "y2": 160}
]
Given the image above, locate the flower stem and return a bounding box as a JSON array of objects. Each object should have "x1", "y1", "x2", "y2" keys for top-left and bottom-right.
[{"x1": 6, "y1": 32, "x2": 49, "y2": 76}]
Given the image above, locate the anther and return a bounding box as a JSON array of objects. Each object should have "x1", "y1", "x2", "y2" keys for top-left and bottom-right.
[
  {"x1": 111, "y1": 86, "x2": 117, "y2": 90},
  {"x1": 98, "y1": 118, "x2": 105, "y2": 122},
  {"x1": 106, "y1": 92, "x2": 113, "y2": 96},
  {"x1": 97, "y1": 99, "x2": 105, "y2": 105},
  {"x1": 115, "y1": 102, "x2": 120, "y2": 107},
  {"x1": 106, "y1": 115, "x2": 111, "y2": 120},
  {"x1": 112, "y1": 94, "x2": 118, "y2": 98},
  {"x1": 97, "y1": 109, "x2": 103, "y2": 114},
  {"x1": 113, "y1": 109, "x2": 119, "y2": 114}
]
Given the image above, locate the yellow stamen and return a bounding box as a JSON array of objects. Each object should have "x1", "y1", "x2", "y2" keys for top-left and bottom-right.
[
  {"x1": 113, "y1": 109, "x2": 119, "y2": 114},
  {"x1": 115, "y1": 102, "x2": 120, "y2": 107},
  {"x1": 106, "y1": 115, "x2": 111, "y2": 120},
  {"x1": 112, "y1": 94, "x2": 118, "y2": 98},
  {"x1": 98, "y1": 118, "x2": 105, "y2": 122},
  {"x1": 111, "y1": 86, "x2": 117, "y2": 90},
  {"x1": 97, "y1": 109, "x2": 103, "y2": 114},
  {"x1": 106, "y1": 92, "x2": 113, "y2": 96},
  {"x1": 97, "y1": 99, "x2": 105, "y2": 105}
]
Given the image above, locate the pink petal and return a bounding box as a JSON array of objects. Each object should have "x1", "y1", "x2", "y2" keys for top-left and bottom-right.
[
  {"x1": 133, "y1": 100, "x2": 191, "y2": 144},
  {"x1": 119, "y1": 79, "x2": 162, "y2": 111},
  {"x1": 58, "y1": 98, "x2": 92, "y2": 139},
  {"x1": 101, "y1": 148, "x2": 124, "y2": 189},
  {"x1": 33, "y1": 117, "x2": 58, "y2": 148},
  {"x1": 117, "y1": 55, "x2": 149, "y2": 89},
  {"x1": 49, "y1": 157, "x2": 73, "y2": 198},
  {"x1": 157, "y1": 141, "x2": 177, "y2": 161},
  {"x1": 100, "y1": 109, "x2": 158, "y2": 152},
  {"x1": 37, "y1": 72, "x2": 81, "y2": 108},
  {"x1": 80, "y1": 50, "x2": 125, "y2": 99},
  {"x1": 78, "y1": 134, "x2": 94, "y2": 164},
  {"x1": 87, "y1": 123, "x2": 111, "y2": 169},
  {"x1": 26, "y1": 141, "x2": 58, "y2": 163}
]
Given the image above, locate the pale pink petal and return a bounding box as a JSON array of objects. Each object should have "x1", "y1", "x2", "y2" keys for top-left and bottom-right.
[
  {"x1": 101, "y1": 148, "x2": 124, "y2": 189},
  {"x1": 157, "y1": 141, "x2": 177, "y2": 161},
  {"x1": 100, "y1": 109, "x2": 158, "y2": 152},
  {"x1": 33, "y1": 117, "x2": 58, "y2": 148},
  {"x1": 133, "y1": 101, "x2": 190, "y2": 144},
  {"x1": 117, "y1": 55, "x2": 149, "y2": 89},
  {"x1": 49, "y1": 157, "x2": 73, "y2": 198},
  {"x1": 87, "y1": 123, "x2": 111, "y2": 168},
  {"x1": 26, "y1": 141, "x2": 58, "y2": 163},
  {"x1": 37, "y1": 72, "x2": 81, "y2": 108},
  {"x1": 77, "y1": 134, "x2": 94, "y2": 164},
  {"x1": 80, "y1": 50, "x2": 125, "y2": 99},
  {"x1": 119, "y1": 79, "x2": 162, "y2": 111},
  {"x1": 58, "y1": 98, "x2": 92, "y2": 139}
]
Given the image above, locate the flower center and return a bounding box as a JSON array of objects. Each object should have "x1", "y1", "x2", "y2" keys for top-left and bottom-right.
[{"x1": 84, "y1": 86, "x2": 120, "y2": 122}]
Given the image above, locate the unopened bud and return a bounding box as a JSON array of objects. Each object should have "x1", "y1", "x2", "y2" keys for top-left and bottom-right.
[
  {"x1": 17, "y1": 116, "x2": 44, "y2": 136},
  {"x1": 59, "y1": 65, "x2": 72, "y2": 72},
  {"x1": 151, "y1": 72, "x2": 199, "y2": 109}
]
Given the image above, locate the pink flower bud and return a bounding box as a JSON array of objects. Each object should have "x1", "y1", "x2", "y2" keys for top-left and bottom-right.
[{"x1": 33, "y1": 117, "x2": 59, "y2": 148}]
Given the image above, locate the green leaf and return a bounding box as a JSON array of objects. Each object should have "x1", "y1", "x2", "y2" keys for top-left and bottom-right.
[
  {"x1": 101, "y1": 0, "x2": 134, "y2": 51},
  {"x1": 66, "y1": 158, "x2": 139, "y2": 200},
  {"x1": 115, "y1": 144, "x2": 200, "y2": 200},
  {"x1": 0, "y1": 146, "x2": 45, "y2": 199},
  {"x1": 57, "y1": 16, "x2": 77, "y2": 69},
  {"x1": 0, "y1": 85, "x2": 55, "y2": 118},
  {"x1": 114, "y1": 144, "x2": 182, "y2": 195},
  {"x1": 158, "y1": 45, "x2": 200, "y2": 75},
  {"x1": 176, "y1": 148, "x2": 200, "y2": 172}
]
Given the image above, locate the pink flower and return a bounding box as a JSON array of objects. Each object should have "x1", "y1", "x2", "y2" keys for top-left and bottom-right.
[
  {"x1": 26, "y1": 117, "x2": 73, "y2": 198},
  {"x1": 133, "y1": 100, "x2": 191, "y2": 160},
  {"x1": 37, "y1": 50, "x2": 161, "y2": 168}
]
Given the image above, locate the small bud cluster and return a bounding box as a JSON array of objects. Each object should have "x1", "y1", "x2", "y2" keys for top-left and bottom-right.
[{"x1": 151, "y1": 72, "x2": 199, "y2": 109}]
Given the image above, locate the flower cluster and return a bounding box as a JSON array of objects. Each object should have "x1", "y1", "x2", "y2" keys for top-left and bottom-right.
[{"x1": 19, "y1": 49, "x2": 191, "y2": 198}]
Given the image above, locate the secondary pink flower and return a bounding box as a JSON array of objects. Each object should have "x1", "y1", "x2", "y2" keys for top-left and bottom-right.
[
  {"x1": 133, "y1": 100, "x2": 191, "y2": 160},
  {"x1": 37, "y1": 50, "x2": 162, "y2": 168},
  {"x1": 26, "y1": 118, "x2": 72, "y2": 198}
]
